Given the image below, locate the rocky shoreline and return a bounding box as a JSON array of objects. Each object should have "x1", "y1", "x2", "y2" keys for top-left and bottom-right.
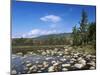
[{"x1": 12, "y1": 46, "x2": 96, "y2": 75}]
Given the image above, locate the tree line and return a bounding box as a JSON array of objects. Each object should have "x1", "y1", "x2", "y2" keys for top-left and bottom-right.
[
  {"x1": 72, "y1": 9, "x2": 96, "y2": 48},
  {"x1": 12, "y1": 36, "x2": 72, "y2": 46}
]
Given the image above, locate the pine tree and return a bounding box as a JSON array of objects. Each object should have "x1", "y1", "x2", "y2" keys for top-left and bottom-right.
[
  {"x1": 88, "y1": 22, "x2": 96, "y2": 47},
  {"x1": 79, "y1": 9, "x2": 88, "y2": 45},
  {"x1": 72, "y1": 25, "x2": 79, "y2": 45}
]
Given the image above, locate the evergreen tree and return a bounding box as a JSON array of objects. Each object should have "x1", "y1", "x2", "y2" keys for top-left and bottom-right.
[
  {"x1": 88, "y1": 22, "x2": 96, "y2": 47},
  {"x1": 79, "y1": 9, "x2": 88, "y2": 45},
  {"x1": 72, "y1": 25, "x2": 79, "y2": 45}
]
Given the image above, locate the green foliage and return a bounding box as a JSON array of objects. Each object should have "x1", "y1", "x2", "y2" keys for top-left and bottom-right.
[
  {"x1": 72, "y1": 9, "x2": 96, "y2": 48},
  {"x1": 87, "y1": 22, "x2": 96, "y2": 48},
  {"x1": 80, "y1": 9, "x2": 88, "y2": 33},
  {"x1": 12, "y1": 33, "x2": 72, "y2": 46},
  {"x1": 72, "y1": 25, "x2": 79, "y2": 45},
  {"x1": 12, "y1": 38, "x2": 26, "y2": 45},
  {"x1": 79, "y1": 9, "x2": 88, "y2": 45}
]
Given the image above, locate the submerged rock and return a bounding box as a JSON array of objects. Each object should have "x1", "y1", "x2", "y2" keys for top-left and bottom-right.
[
  {"x1": 26, "y1": 60, "x2": 31, "y2": 64},
  {"x1": 35, "y1": 61, "x2": 39, "y2": 64},
  {"x1": 23, "y1": 67, "x2": 28, "y2": 71},
  {"x1": 46, "y1": 57, "x2": 52, "y2": 60}
]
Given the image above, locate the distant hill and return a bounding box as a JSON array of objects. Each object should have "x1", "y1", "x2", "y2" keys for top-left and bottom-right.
[
  {"x1": 12, "y1": 33, "x2": 72, "y2": 46},
  {"x1": 33, "y1": 33, "x2": 72, "y2": 40}
]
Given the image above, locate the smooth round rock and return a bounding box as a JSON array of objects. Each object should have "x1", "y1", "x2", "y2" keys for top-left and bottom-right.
[
  {"x1": 48, "y1": 66, "x2": 55, "y2": 72},
  {"x1": 62, "y1": 68, "x2": 68, "y2": 71}
]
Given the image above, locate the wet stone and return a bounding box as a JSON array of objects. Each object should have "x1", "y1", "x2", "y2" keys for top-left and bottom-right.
[
  {"x1": 26, "y1": 63, "x2": 32, "y2": 67},
  {"x1": 12, "y1": 70, "x2": 17, "y2": 75},
  {"x1": 16, "y1": 52, "x2": 23, "y2": 56},
  {"x1": 74, "y1": 64, "x2": 84, "y2": 69},
  {"x1": 37, "y1": 64, "x2": 43, "y2": 68},
  {"x1": 78, "y1": 59, "x2": 86, "y2": 66},
  {"x1": 89, "y1": 66, "x2": 95, "y2": 70},
  {"x1": 48, "y1": 66, "x2": 55, "y2": 72},
  {"x1": 29, "y1": 65, "x2": 37, "y2": 71},
  {"x1": 43, "y1": 61, "x2": 49, "y2": 68},
  {"x1": 62, "y1": 64, "x2": 71, "y2": 68},
  {"x1": 12, "y1": 47, "x2": 96, "y2": 74},
  {"x1": 62, "y1": 68, "x2": 68, "y2": 71}
]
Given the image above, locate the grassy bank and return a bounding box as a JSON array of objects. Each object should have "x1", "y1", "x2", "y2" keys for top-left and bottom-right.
[
  {"x1": 12, "y1": 45, "x2": 95, "y2": 55},
  {"x1": 12, "y1": 45, "x2": 66, "y2": 54}
]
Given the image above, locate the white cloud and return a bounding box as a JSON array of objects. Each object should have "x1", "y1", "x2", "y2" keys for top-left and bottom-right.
[
  {"x1": 40, "y1": 15, "x2": 61, "y2": 23},
  {"x1": 22, "y1": 29, "x2": 61, "y2": 38},
  {"x1": 28, "y1": 29, "x2": 40, "y2": 35}
]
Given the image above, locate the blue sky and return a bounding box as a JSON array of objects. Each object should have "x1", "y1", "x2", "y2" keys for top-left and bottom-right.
[{"x1": 12, "y1": 0, "x2": 96, "y2": 38}]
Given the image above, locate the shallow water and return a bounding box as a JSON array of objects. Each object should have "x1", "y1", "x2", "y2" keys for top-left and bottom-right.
[{"x1": 12, "y1": 54, "x2": 70, "y2": 74}]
